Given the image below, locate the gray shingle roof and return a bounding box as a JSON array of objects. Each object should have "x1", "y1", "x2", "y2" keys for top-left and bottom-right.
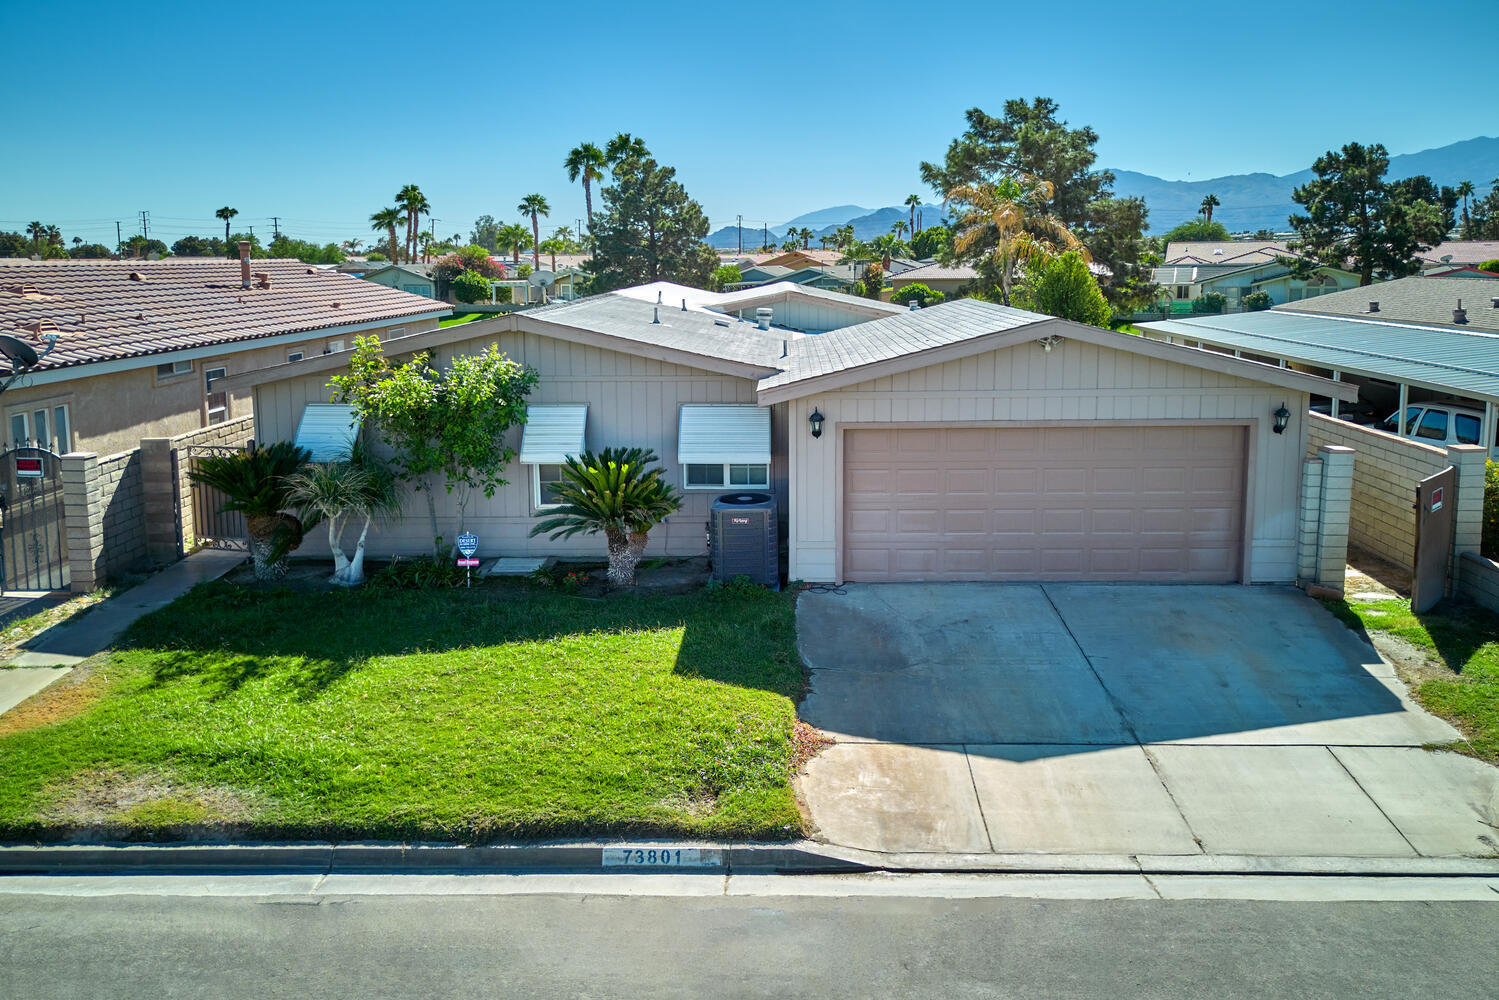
[
  {"x1": 1139, "y1": 310, "x2": 1499, "y2": 403},
  {"x1": 1274, "y1": 275, "x2": 1499, "y2": 332},
  {"x1": 1163, "y1": 241, "x2": 1290, "y2": 264},
  {"x1": 523, "y1": 292, "x2": 789, "y2": 369},
  {"x1": 763, "y1": 297, "x2": 1044, "y2": 388},
  {"x1": 0, "y1": 258, "x2": 448, "y2": 374},
  {"x1": 887, "y1": 261, "x2": 979, "y2": 283}
]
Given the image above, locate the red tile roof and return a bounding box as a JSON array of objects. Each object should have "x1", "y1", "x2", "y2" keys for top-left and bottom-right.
[{"x1": 0, "y1": 258, "x2": 448, "y2": 374}]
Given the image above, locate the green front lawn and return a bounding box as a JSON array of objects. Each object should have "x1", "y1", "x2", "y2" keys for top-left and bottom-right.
[
  {"x1": 0, "y1": 581, "x2": 805, "y2": 842},
  {"x1": 1324, "y1": 597, "x2": 1499, "y2": 762},
  {"x1": 438, "y1": 311, "x2": 485, "y2": 327}
]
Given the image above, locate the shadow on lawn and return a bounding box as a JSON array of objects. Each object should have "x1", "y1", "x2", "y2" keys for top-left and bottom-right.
[
  {"x1": 119, "y1": 580, "x2": 803, "y2": 702},
  {"x1": 1326, "y1": 595, "x2": 1496, "y2": 678}
]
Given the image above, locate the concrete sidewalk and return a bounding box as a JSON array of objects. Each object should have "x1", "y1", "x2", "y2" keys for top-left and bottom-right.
[{"x1": 5, "y1": 550, "x2": 245, "y2": 670}]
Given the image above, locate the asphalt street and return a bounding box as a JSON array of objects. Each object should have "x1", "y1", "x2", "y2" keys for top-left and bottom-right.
[{"x1": 2, "y1": 874, "x2": 1497, "y2": 999}]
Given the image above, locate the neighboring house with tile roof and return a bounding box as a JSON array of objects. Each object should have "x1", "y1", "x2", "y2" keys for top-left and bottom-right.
[
  {"x1": 1418, "y1": 241, "x2": 1499, "y2": 268},
  {"x1": 0, "y1": 252, "x2": 448, "y2": 454},
  {"x1": 885, "y1": 261, "x2": 978, "y2": 297},
  {"x1": 1162, "y1": 241, "x2": 1291, "y2": 265},
  {"x1": 757, "y1": 248, "x2": 847, "y2": 269},
  {"x1": 227, "y1": 280, "x2": 1348, "y2": 589}
]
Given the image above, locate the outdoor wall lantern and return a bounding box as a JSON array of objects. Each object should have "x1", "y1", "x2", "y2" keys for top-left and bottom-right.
[
  {"x1": 809, "y1": 408, "x2": 824, "y2": 438},
  {"x1": 1272, "y1": 403, "x2": 1291, "y2": 435}
]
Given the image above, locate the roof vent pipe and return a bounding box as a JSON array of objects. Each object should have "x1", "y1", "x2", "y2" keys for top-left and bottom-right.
[
  {"x1": 909, "y1": 299, "x2": 920, "y2": 311},
  {"x1": 1454, "y1": 300, "x2": 1468, "y2": 325},
  {"x1": 652, "y1": 306, "x2": 660, "y2": 325},
  {"x1": 681, "y1": 298, "x2": 687, "y2": 311},
  {"x1": 1490, "y1": 296, "x2": 1499, "y2": 309},
  {"x1": 657, "y1": 290, "x2": 663, "y2": 304},
  {"x1": 755, "y1": 306, "x2": 773, "y2": 331},
  {"x1": 239, "y1": 242, "x2": 251, "y2": 289},
  {"x1": 1368, "y1": 301, "x2": 1379, "y2": 312}
]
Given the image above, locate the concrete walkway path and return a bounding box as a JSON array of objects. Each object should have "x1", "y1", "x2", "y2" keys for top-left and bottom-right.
[
  {"x1": 797, "y1": 583, "x2": 1499, "y2": 860},
  {"x1": 5, "y1": 550, "x2": 245, "y2": 670}
]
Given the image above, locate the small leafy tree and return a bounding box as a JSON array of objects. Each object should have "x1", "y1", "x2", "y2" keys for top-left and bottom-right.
[
  {"x1": 451, "y1": 269, "x2": 492, "y2": 303},
  {"x1": 1015, "y1": 251, "x2": 1112, "y2": 326},
  {"x1": 529, "y1": 448, "x2": 682, "y2": 586},
  {"x1": 1242, "y1": 290, "x2": 1273, "y2": 311},
  {"x1": 1479, "y1": 259, "x2": 1499, "y2": 273},
  {"x1": 1191, "y1": 292, "x2": 1227, "y2": 315},
  {"x1": 861, "y1": 263, "x2": 884, "y2": 299},
  {"x1": 709, "y1": 264, "x2": 741, "y2": 292},
  {"x1": 188, "y1": 442, "x2": 314, "y2": 581},
  {"x1": 330, "y1": 336, "x2": 538, "y2": 557},
  {"x1": 890, "y1": 283, "x2": 944, "y2": 306},
  {"x1": 285, "y1": 444, "x2": 404, "y2": 587}
]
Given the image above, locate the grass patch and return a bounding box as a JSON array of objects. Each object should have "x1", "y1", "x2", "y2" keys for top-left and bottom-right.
[
  {"x1": 1324, "y1": 597, "x2": 1499, "y2": 762},
  {"x1": 438, "y1": 312, "x2": 485, "y2": 328},
  {"x1": 0, "y1": 580, "x2": 805, "y2": 842}
]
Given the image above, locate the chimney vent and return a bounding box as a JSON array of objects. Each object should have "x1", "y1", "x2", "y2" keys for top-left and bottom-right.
[
  {"x1": 1368, "y1": 301, "x2": 1379, "y2": 312},
  {"x1": 239, "y1": 241, "x2": 251, "y2": 289},
  {"x1": 253, "y1": 272, "x2": 271, "y2": 290},
  {"x1": 681, "y1": 298, "x2": 687, "y2": 312},
  {"x1": 1454, "y1": 299, "x2": 1468, "y2": 325},
  {"x1": 755, "y1": 306, "x2": 773, "y2": 330}
]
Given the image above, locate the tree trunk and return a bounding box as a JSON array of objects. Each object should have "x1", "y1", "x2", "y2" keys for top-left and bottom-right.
[
  {"x1": 343, "y1": 515, "x2": 373, "y2": 587},
  {"x1": 604, "y1": 526, "x2": 642, "y2": 587},
  {"x1": 424, "y1": 483, "x2": 442, "y2": 559},
  {"x1": 584, "y1": 178, "x2": 594, "y2": 234},
  {"x1": 245, "y1": 515, "x2": 289, "y2": 581},
  {"x1": 326, "y1": 514, "x2": 351, "y2": 585},
  {"x1": 531, "y1": 216, "x2": 540, "y2": 270}
]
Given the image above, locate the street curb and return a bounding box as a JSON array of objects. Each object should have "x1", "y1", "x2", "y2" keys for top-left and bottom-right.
[{"x1": 2, "y1": 840, "x2": 1496, "y2": 878}]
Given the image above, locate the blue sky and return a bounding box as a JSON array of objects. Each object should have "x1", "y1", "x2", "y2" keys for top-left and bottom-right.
[{"x1": 2, "y1": 0, "x2": 1493, "y2": 248}]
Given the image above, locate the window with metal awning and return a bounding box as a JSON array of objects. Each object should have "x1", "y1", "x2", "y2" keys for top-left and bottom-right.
[
  {"x1": 677, "y1": 404, "x2": 771, "y2": 490},
  {"x1": 293, "y1": 403, "x2": 361, "y2": 462},
  {"x1": 519, "y1": 405, "x2": 588, "y2": 507}
]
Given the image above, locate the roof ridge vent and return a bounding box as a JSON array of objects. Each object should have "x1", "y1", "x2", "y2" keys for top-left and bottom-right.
[
  {"x1": 5, "y1": 282, "x2": 41, "y2": 298},
  {"x1": 1454, "y1": 300, "x2": 1468, "y2": 324},
  {"x1": 1368, "y1": 301, "x2": 1379, "y2": 312}
]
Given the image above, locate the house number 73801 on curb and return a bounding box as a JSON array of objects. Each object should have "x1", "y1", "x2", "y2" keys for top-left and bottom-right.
[{"x1": 601, "y1": 847, "x2": 722, "y2": 867}]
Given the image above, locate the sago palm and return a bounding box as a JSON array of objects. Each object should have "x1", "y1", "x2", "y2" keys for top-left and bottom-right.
[
  {"x1": 529, "y1": 447, "x2": 681, "y2": 586},
  {"x1": 949, "y1": 175, "x2": 1086, "y2": 306},
  {"x1": 188, "y1": 441, "x2": 315, "y2": 581}
]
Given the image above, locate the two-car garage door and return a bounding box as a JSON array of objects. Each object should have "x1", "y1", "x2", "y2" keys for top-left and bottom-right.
[{"x1": 843, "y1": 425, "x2": 1246, "y2": 583}]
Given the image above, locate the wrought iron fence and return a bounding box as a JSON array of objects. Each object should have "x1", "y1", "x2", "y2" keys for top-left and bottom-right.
[
  {"x1": 0, "y1": 445, "x2": 69, "y2": 591},
  {"x1": 185, "y1": 444, "x2": 248, "y2": 550}
]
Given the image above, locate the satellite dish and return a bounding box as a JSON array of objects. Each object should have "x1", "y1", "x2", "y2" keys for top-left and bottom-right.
[
  {"x1": 0, "y1": 334, "x2": 40, "y2": 369},
  {"x1": 529, "y1": 270, "x2": 556, "y2": 287}
]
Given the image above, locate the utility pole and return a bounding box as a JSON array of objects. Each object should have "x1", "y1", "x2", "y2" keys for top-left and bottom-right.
[
  {"x1": 115, "y1": 221, "x2": 122, "y2": 252},
  {"x1": 737, "y1": 214, "x2": 742, "y2": 254},
  {"x1": 271, "y1": 216, "x2": 280, "y2": 239},
  {"x1": 762, "y1": 223, "x2": 767, "y2": 251},
  {"x1": 138, "y1": 210, "x2": 149, "y2": 238}
]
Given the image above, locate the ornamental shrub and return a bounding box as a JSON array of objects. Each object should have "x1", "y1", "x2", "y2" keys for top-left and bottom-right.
[
  {"x1": 1478, "y1": 259, "x2": 1499, "y2": 274},
  {"x1": 1242, "y1": 290, "x2": 1273, "y2": 311},
  {"x1": 452, "y1": 269, "x2": 492, "y2": 303},
  {"x1": 1484, "y1": 461, "x2": 1499, "y2": 558},
  {"x1": 1192, "y1": 292, "x2": 1227, "y2": 314},
  {"x1": 890, "y1": 283, "x2": 944, "y2": 306}
]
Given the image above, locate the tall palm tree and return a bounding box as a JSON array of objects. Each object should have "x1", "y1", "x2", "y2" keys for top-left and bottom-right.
[
  {"x1": 370, "y1": 207, "x2": 402, "y2": 261},
  {"x1": 25, "y1": 221, "x2": 44, "y2": 253},
  {"x1": 891, "y1": 220, "x2": 909, "y2": 242},
  {"x1": 1200, "y1": 193, "x2": 1220, "y2": 223},
  {"x1": 396, "y1": 184, "x2": 427, "y2": 262},
  {"x1": 564, "y1": 142, "x2": 606, "y2": 233},
  {"x1": 538, "y1": 237, "x2": 563, "y2": 272},
  {"x1": 498, "y1": 222, "x2": 530, "y2": 265},
  {"x1": 1456, "y1": 180, "x2": 1475, "y2": 231},
  {"x1": 517, "y1": 194, "x2": 550, "y2": 270},
  {"x1": 215, "y1": 206, "x2": 238, "y2": 247},
  {"x1": 905, "y1": 193, "x2": 922, "y2": 235},
  {"x1": 604, "y1": 132, "x2": 649, "y2": 171},
  {"x1": 949, "y1": 175, "x2": 1087, "y2": 306}
]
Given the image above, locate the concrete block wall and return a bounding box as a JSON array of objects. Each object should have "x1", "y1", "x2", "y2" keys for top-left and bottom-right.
[
  {"x1": 1296, "y1": 457, "x2": 1323, "y2": 583},
  {"x1": 1315, "y1": 446, "x2": 1353, "y2": 591},
  {"x1": 1307, "y1": 413, "x2": 1448, "y2": 568},
  {"x1": 1448, "y1": 445, "x2": 1486, "y2": 586},
  {"x1": 95, "y1": 449, "x2": 149, "y2": 578},
  {"x1": 60, "y1": 453, "x2": 104, "y2": 593},
  {"x1": 1459, "y1": 552, "x2": 1499, "y2": 613}
]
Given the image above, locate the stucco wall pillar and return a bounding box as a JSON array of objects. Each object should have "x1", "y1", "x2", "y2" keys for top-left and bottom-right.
[
  {"x1": 1313, "y1": 444, "x2": 1354, "y2": 594},
  {"x1": 60, "y1": 452, "x2": 103, "y2": 593}
]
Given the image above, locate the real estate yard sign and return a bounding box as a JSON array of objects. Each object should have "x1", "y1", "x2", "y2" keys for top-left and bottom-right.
[{"x1": 457, "y1": 533, "x2": 479, "y2": 585}]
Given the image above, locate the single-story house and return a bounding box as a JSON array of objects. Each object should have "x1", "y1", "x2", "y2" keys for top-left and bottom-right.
[
  {"x1": 1163, "y1": 241, "x2": 1290, "y2": 266},
  {"x1": 358, "y1": 263, "x2": 438, "y2": 299},
  {"x1": 1137, "y1": 275, "x2": 1499, "y2": 452},
  {"x1": 0, "y1": 251, "x2": 448, "y2": 455},
  {"x1": 226, "y1": 281, "x2": 1350, "y2": 585},
  {"x1": 1153, "y1": 256, "x2": 1361, "y2": 313},
  {"x1": 1418, "y1": 241, "x2": 1499, "y2": 269},
  {"x1": 886, "y1": 262, "x2": 978, "y2": 297},
  {"x1": 757, "y1": 249, "x2": 847, "y2": 270},
  {"x1": 730, "y1": 264, "x2": 795, "y2": 287}
]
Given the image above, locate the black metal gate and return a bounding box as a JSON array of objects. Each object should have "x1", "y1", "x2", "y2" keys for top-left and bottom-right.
[
  {"x1": 0, "y1": 446, "x2": 69, "y2": 592},
  {"x1": 186, "y1": 445, "x2": 248, "y2": 550}
]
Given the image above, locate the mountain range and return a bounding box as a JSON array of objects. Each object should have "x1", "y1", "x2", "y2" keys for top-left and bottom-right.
[{"x1": 710, "y1": 136, "x2": 1499, "y2": 247}]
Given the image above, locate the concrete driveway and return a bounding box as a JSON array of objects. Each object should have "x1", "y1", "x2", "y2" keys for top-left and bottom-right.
[{"x1": 797, "y1": 584, "x2": 1499, "y2": 859}]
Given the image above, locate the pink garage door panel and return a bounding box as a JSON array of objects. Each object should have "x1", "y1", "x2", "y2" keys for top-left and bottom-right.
[{"x1": 842, "y1": 425, "x2": 1246, "y2": 582}]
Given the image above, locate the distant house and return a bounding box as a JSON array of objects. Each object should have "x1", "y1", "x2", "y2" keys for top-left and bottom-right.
[
  {"x1": 0, "y1": 252, "x2": 447, "y2": 455},
  {"x1": 886, "y1": 261, "x2": 978, "y2": 297},
  {"x1": 358, "y1": 263, "x2": 438, "y2": 299},
  {"x1": 1418, "y1": 241, "x2": 1499, "y2": 269},
  {"x1": 1163, "y1": 241, "x2": 1290, "y2": 265},
  {"x1": 729, "y1": 263, "x2": 866, "y2": 293},
  {"x1": 1152, "y1": 254, "x2": 1360, "y2": 313},
  {"x1": 758, "y1": 249, "x2": 846, "y2": 270}
]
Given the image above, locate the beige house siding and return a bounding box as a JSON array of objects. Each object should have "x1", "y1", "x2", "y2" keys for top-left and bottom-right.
[
  {"x1": 1, "y1": 318, "x2": 435, "y2": 456},
  {"x1": 784, "y1": 339, "x2": 1310, "y2": 584},
  {"x1": 252, "y1": 329, "x2": 769, "y2": 560}
]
